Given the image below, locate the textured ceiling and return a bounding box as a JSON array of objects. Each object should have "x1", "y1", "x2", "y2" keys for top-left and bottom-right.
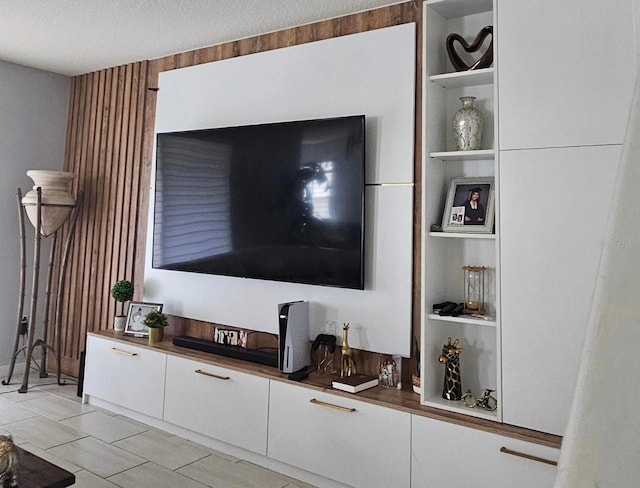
[{"x1": 0, "y1": 0, "x2": 405, "y2": 77}]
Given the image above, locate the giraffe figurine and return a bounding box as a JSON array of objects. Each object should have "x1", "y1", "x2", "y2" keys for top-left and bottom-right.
[
  {"x1": 439, "y1": 337, "x2": 463, "y2": 401},
  {"x1": 341, "y1": 323, "x2": 356, "y2": 377}
]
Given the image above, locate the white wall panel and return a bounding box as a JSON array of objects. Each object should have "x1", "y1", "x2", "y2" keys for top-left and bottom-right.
[
  {"x1": 155, "y1": 23, "x2": 415, "y2": 184},
  {"x1": 145, "y1": 24, "x2": 415, "y2": 355}
]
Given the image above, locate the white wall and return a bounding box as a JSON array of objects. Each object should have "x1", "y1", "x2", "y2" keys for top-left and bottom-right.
[
  {"x1": 0, "y1": 60, "x2": 70, "y2": 368},
  {"x1": 145, "y1": 23, "x2": 416, "y2": 356}
]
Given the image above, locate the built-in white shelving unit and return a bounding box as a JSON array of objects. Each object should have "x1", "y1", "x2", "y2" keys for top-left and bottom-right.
[{"x1": 420, "y1": 0, "x2": 500, "y2": 421}]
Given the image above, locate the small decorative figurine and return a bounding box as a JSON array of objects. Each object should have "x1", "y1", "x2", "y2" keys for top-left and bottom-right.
[
  {"x1": 341, "y1": 323, "x2": 356, "y2": 377},
  {"x1": 439, "y1": 337, "x2": 463, "y2": 401},
  {"x1": 0, "y1": 435, "x2": 18, "y2": 488},
  {"x1": 379, "y1": 354, "x2": 402, "y2": 389}
]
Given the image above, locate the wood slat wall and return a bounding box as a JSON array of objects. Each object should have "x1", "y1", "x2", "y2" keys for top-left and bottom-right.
[
  {"x1": 55, "y1": 61, "x2": 156, "y2": 374},
  {"x1": 55, "y1": 2, "x2": 420, "y2": 376}
]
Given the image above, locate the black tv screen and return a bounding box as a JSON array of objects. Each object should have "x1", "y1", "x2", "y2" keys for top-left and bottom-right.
[{"x1": 152, "y1": 115, "x2": 365, "y2": 289}]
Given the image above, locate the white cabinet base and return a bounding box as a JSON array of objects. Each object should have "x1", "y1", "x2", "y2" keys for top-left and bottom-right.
[
  {"x1": 164, "y1": 355, "x2": 269, "y2": 455},
  {"x1": 268, "y1": 380, "x2": 411, "y2": 488},
  {"x1": 83, "y1": 335, "x2": 166, "y2": 419},
  {"x1": 412, "y1": 415, "x2": 559, "y2": 488}
]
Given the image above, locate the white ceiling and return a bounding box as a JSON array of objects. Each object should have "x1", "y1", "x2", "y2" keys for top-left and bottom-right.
[{"x1": 0, "y1": 0, "x2": 405, "y2": 77}]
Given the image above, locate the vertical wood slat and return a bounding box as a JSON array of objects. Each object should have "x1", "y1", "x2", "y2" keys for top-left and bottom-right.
[
  {"x1": 55, "y1": 61, "x2": 152, "y2": 375},
  {"x1": 133, "y1": 61, "x2": 156, "y2": 298},
  {"x1": 97, "y1": 68, "x2": 114, "y2": 333},
  {"x1": 56, "y1": 3, "x2": 418, "y2": 376}
]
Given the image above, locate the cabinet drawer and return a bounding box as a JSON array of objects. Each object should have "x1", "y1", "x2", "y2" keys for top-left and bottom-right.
[
  {"x1": 164, "y1": 355, "x2": 269, "y2": 455},
  {"x1": 84, "y1": 335, "x2": 166, "y2": 418},
  {"x1": 268, "y1": 380, "x2": 411, "y2": 488},
  {"x1": 412, "y1": 415, "x2": 559, "y2": 488}
]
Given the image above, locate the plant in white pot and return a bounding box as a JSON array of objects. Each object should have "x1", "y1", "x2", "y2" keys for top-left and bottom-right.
[
  {"x1": 143, "y1": 310, "x2": 169, "y2": 344},
  {"x1": 110, "y1": 280, "x2": 134, "y2": 332}
]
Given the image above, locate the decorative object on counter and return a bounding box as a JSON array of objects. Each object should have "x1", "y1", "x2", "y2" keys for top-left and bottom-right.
[
  {"x1": 332, "y1": 373, "x2": 379, "y2": 394},
  {"x1": 434, "y1": 301, "x2": 465, "y2": 317},
  {"x1": 311, "y1": 333, "x2": 337, "y2": 375},
  {"x1": 462, "y1": 388, "x2": 498, "y2": 411},
  {"x1": 463, "y1": 266, "x2": 486, "y2": 315},
  {"x1": 214, "y1": 327, "x2": 248, "y2": 348},
  {"x1": 2, "y1": 171, "x2": 83, "y2": 393},
  {"x1": 110, "y1": 280, "x2": 134, "y2": 332},
  {"x1": 430, "y1": 223, "x2": 442, "y2": 232},
  {"x1": 124, "y1": 302, "x2": 163, "y2": 337},
  {"x1": 452, "y1": 96, "x2": 484, "y2": 151},
  {"x1": 379, "y1": 354, "x2": 402, "y2": 389},
  {"x1": 412, "y1": 336, "x2": 421, "y2": 395},
  {"x1": 439, "y1": 337, "x2": 463, "y2": 401},
  {"x1": 0, "y1": 435, "x2": 18, "y2": 488},
  {"x1": 143, "y1": 309, "x2": 169, "y2": 344},
  {"x1": 441, "y1": 177, "x2": 495, "y2": 234},
  {"x1": 446, "y1": 25, "x2": 493, "y2": 72},
  {"x1": 340, "y1": 323, "x2": 356, "y2": 377}
]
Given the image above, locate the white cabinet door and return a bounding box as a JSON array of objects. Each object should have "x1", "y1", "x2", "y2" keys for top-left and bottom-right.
[
  {"x1": 84, "y1": 335, "x2": 166, "y2": 418},
  {"x1": 498, "y1": 0, "x2": 634, "y2": 150},
  {"x1": 163, "y1": 355, "x2": 269, "y2": 455},
  {"x1": 268, "y1": 380, "x2": 411, "y2": 488},
  {"x1": 499, "y1": 145, "x2": 620, "y2": 435},
  {"x1": 412, "y1": 415, "x2": 559, "y2": 488}
]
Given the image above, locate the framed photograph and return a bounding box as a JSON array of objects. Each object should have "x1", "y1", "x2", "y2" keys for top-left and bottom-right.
[
  {"x1": 124, "y1": 302, "x2": 163, "y2": 336},
  {"x1": 214, "y1": 328, "x2": 248, "y2": 348},
  {"x1": 441, "y1": 177, "x2": 495, "y2": 234}
]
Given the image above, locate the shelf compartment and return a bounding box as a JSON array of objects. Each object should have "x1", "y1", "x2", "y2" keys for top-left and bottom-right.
[
  {"x1": 422, "y1": 393, "x2": 499, "y2": 420},
  {"x1": 427, "y1": 313, "x2": 497, "y2": 327},
  {"x1": 429, "y1": 67, "x2": 494, "y2": 88},
  {"x1": 425, "y1": 0, "x2": 493, "y2": 19}
]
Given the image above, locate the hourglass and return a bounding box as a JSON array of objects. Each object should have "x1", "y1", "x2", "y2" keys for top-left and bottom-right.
[{"x1": 463, "y1": 266, "x2": 485, "y2": 315}]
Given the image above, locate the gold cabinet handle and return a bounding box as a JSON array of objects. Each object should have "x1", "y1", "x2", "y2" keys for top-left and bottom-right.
[
  {"x1": 195, "y1": 369, "x2": 230, "y2": 380},
  {"x1": 111, "y1": 347, "x2": 138, "y2": 356},
  {"x1": 500, "y1": 447, "x2": 558, "y2": 466},
  {"x1": 310, "y1": 398, "x2": 356, "y2": 413}
]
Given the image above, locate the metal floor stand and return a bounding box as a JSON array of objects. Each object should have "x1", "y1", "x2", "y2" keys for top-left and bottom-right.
[{"x1": 2, "y1": 188, "x2": 83, "y2": 393}]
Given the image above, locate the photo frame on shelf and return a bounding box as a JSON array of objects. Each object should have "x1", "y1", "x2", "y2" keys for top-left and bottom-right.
[
  {"x1": 214, "y1": 327, "x2": 248, "y2": 348},
  {"x1": 441, "y1": 177, "x2": 495, "y2": 234},
  {"x1": 124, "y1": 302, "x2": 163, "y2": 336}
]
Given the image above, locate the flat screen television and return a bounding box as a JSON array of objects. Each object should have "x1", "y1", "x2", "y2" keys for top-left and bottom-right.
[{"x1": 152, "y1": 115, "x2": 365, "y2": 289}]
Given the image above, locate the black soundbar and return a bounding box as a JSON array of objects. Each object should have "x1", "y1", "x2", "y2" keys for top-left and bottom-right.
[{"x1": 172, "y1": 335, "x2": 279, "y2": 368}]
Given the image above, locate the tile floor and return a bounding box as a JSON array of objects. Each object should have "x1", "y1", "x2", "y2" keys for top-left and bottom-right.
[{"x1": 0, "y1": 364, "x2": 315, "y2": 488}]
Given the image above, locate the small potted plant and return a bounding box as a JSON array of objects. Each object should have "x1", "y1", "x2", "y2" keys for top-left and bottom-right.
[
  {"x1": 143, "y1": 309, "x2": 169, "y2": 344},
  {"x1": 110, "y1": 280, "x2": 134, "y2": 332}
]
